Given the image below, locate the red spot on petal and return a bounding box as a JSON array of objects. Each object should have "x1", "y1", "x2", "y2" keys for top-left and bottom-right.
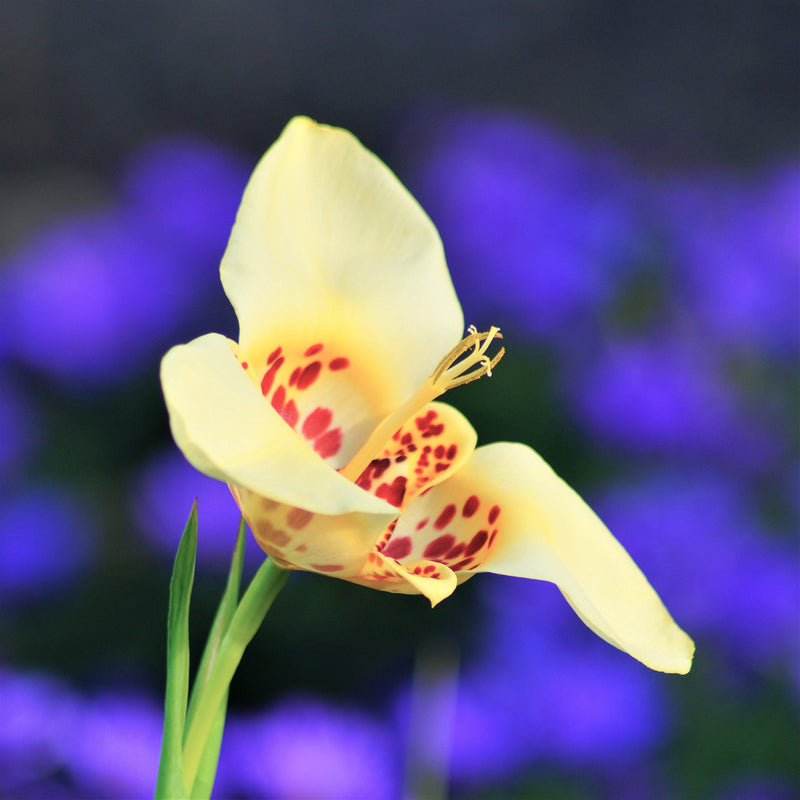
[
  {"x1": 447, "y1": 444, "x2": 458, "y2": 460},
  {"x1": 383, "y1": 536, "x2": 412, "y2": 559},
  {"x1": 488, "y1": 505, "x2": 501, "y2": 524},
  {"x1": 372, "y1": 458, "x2": 392, "y2": 479},
  {"x1": 422, "y1": 423, "x2": 445, "y2": 438},
  {"x1": 489, "y1": 529, "x2": 498, "y2": 547},
  {"x1": 302, "y1": 407, "x2": 333, "y2": 439},
  {"x1": 462, "y1": 495, "x2": 480, "y2": 517},
  {"x1": 314, "y1": 428, "x2": 342, "y2": 459},
  {"x1": 451, "y1": 558, "x2": 474, "y2": 571},
  {"x1": 435, "y1": 463, "x2": 450, "y2": 473},
  {"x1": 287, "y1": 508, "x2": 313, "y2": 530},
  {"x1": 375, "y1": 476, "x2": 407, "y2": 507},
  {"x1": 434, "y1": 504, "x2": 457, "y2": 530},
  {"x1": 415, "y1": 410, "x2": 437, "y2": 431},
  {"x1": 297, "y1": 361, "x2": 322, "y2": 390},
  {"x1": 401, "y1": 433, "x2": 413, "y2": 445},
  {"x1": 423, "y1": 564, "x2": 436, "y2": 574},
  {"x1": 329, "y1": 357, "x2": 349, "y2": 371},
  {"x1": 423, "y1": 534, "x2": 455, "y2": 559},
  {"x1": 395, "y1": 454, "x2": 407, "y2": 463},
  {"x1": 295, "y1": 543, "x2": 308, "y2": 552},
  {"x1": 260, "y1": 357, "x2": 284, "y2": 396},
  {"x1": 305, "y1": 343, "x2": 324, "y2": 356},
  {"x1": 445, "y1": 542, "x2": 465, "y2": 560},
  {"x1": 241, "y1": 361, "x2": 249, "y2": 370},
  {"x1": 416, "y1": 517, "x2": 429, "y2": 530},
  {"x1": 271, "y1": 385, "x2": 286, "y2": 414},
  {"x1": 311, "y1": 563, "x2": 344, "y2": 572},
  {"x1": 267, "y1": 346, "x2": 282, "y2": 365},
  {"x1": 289, "y1": 366, "x2": 301, "y2": 387},
  {"x1": 267, "y1": 529, "x2": 291, "y2": 547},
  {"x1": 434, "y1": 444, "x2": 445, "y2": 459},
  {"x1": 282, "y1": 399, "x2": 299, "y2": 428},
  {"x1": 413, "y1": 566, "x2": 422, "y2": 574},
  {"x1": 466, "y1": 530, "x2": 488, "y2": 556}
]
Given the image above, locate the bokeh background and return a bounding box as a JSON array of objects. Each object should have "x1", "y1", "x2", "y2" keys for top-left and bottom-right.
[{"x1": 1, "y1": 2, "x2": 798, "y2": 798}]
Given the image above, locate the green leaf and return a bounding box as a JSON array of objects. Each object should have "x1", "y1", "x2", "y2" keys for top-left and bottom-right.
[
  {"x1": 185, "y1": 517, "x2": 247, "y2": 799},
  {"x1": 154, "y1": 502, "x2": 197, "y2": 800}
]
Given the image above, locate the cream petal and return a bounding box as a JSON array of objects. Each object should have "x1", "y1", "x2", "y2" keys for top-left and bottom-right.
[
  {"x1": 393, "y1": 443, "x2": 695, "y2": 673},
  {"x1": 231, "y1": 486, "x2": 389, "y2": 578},
  {"x1": 220, "y1": 116, "x2": 464, "y2": 409},
  {"x1": 353, "y1": 401, "x2": 477, "y2": 509},
  {"x1": 160, "y1": 332, "x2": 398, "y2": 519},
  {"x1": 347, "y1": 551, "x2": 458, "y2": 607}
]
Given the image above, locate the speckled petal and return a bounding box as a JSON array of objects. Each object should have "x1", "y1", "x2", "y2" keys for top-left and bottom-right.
[
  {"x1": 347, "y1": 550, "x2": 457, "y2": 607},
  {"x1": 391, "y1": 442, "x2": 695, "y2": 673},
  {"x1": 160, "y1": 332, "x2": 398, "y2": 521}
]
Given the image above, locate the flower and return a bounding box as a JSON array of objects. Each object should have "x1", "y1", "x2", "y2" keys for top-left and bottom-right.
[{"x1": 161, "y1": 117, "x2": 693, "y2": 673}]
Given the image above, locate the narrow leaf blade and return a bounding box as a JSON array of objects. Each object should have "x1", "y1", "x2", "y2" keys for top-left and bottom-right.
[{"x1": 154, "y1": 502, "x2": 197, "y2": 800}]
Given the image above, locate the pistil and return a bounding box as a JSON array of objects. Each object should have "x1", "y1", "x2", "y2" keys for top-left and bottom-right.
[{"x1": 340, "y1": 327, "x2": 504, "y2": 483}]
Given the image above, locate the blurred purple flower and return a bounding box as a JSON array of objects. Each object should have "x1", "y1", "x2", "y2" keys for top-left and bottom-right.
[
  {"x1": 0, "y1": 669, "x2": 76, "y2": 795},
  {"x1": 2, "y1": 212, "x2": 192, "y2": 385},
  {"x1": 219, "y1": 696, "x2": 402, "y2": 799},
  {"x1": 565, "y1": 331, "x2": 780, "y2": 473},
  {"x1": 119, "y1": 135, "x2": 250, "y2": 271},
  {"x1": 404, "y1": 109, "x2": 646, "y2": 341},
  {"x1": 446, "y1": 578, "x2": 669, "y2": 787},
  {"x1": 64, "y1": 692, "x2": 162, "y2": 799},
  {"x1": 593, "y1": 470, "x2": 800, "y2": 670},
  {"x1": 1, "y1": 137, "x2": 248, "y2": 388},
  {"x1": 130, "y1": 447, "x2": 263, "y2": 570},
  {"x1": 657, "y1": 162, "x2": 800, "y2": 358},
  {"x1": 0, "y1": 485, "x2": 95, "y2": 600}
]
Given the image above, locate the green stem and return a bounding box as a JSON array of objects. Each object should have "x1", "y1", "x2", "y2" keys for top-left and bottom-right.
[{"x1": 181, "y1": 558, "x2": 289, "y2": 792}]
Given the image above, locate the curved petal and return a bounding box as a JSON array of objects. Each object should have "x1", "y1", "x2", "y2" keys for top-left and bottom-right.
[
  {"x1": 347, "y1": 550, "x2": 458, "y2": 607},
  {"x1": 220, "y1": 116, "x2": 464, "y2": 411},
  {"x1": 160, "y1": 332, "x2": 398, "y2": 519},
  {"x1": 393, "y1": 443, "x2": 695, "y2": 673},
  {"x1": 354, "y1": 401, "x2": 477, "y2": 509},
  {"x1": 231, "y1": 487, "x2": 391, "y2": 578}
]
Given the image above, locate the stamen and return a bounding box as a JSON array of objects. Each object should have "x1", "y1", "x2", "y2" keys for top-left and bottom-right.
[
  {"x1": 431, "y1": 325, "x2": 505, "y2": 391},
  {"x1": 340, "y1": 327, "x2": 504, "y2": 482}
]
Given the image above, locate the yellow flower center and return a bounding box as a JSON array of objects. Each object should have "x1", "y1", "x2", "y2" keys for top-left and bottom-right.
[{"x1": 339, "y1": 326, "x2": 504, "y2": 482}]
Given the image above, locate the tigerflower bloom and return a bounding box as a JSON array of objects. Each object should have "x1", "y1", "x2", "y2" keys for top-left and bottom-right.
[{"x1": 161, "y1": 117, "x2": 694, "y2": 674}]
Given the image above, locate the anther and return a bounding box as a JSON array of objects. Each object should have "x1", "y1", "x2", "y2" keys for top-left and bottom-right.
[
  {"x1": 431, "y1": 326, "x2": 505, "y2": 390},
  {"x1": 340, "y1": 325, "x2": 505, "y2": 483}
]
